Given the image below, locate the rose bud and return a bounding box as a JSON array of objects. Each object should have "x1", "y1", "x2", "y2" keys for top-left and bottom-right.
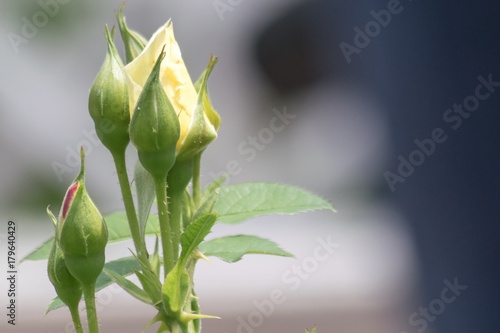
[
  {"x1": 47, "y1": 208, "x2": 82, "y2": 311},
  {"x1": 88, "y1": 25, "x2": 130, "y2": 156},
  {"x1": 57, "y1": 148, "x2": 108, "y2": 287},
  {"x1": 129, "y1": 49, "x2": 180, "y2": 178}
]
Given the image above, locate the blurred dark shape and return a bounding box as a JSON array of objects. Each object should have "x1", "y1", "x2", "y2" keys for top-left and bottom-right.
[
  {"x1": 254, "y1": 2, "x2": 347, "y2": 95},
  {"x1": 253, "y1": 1, "x2": 500, "y2": 332}
]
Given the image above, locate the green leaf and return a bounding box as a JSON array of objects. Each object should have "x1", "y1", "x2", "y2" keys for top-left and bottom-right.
[
  {"x1": 21, "y1": 240, "x2": 53, "y2": 262},
  {"x1": 192, "y1": 187, "x2": 220, "y2": 222},
  {"x1": 214, "y1": 183, "x2": 335, "y2": 224},
  {"x1": 133, "y1": 251, "x2": 162, "y2": 306},
  {"x1": 162, "y1": 263, "x2": 190, "y2": 316},
  {"x1": 179, "y1": 214, "x2": 217, "y2": 265},
  {"x1": 134, "y1": 160, "x2": 156, "y2": 238},
  {"x1": 135, "y1": 270, "x2": 162, "y2": 307},
  {"x1": 103, "y1": 268, "x2": 152, "y2": 305},
  {"x1": 201, "y1": 176, "x2": 226, "y2": 203},
  {"x1": 22, "y1": 212, "x2": 160, "y2": 262},
  {"x1": 150, "y1": 236, "x2": 161, "y2": 278},
  {"x1": 47, "y1": 256, "x2": 140, "y2": 313},
  {"x1": 199, "y1": 235, "x2": 294, "y2": 263}
]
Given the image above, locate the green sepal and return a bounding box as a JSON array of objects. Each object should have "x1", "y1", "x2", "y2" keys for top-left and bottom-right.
[
  {"x1": 88, "y1": 25, "x2": 130, "y2": 155},
  {"x1": 47, "y1": 222, "x2": 82, "y2": 310},
  {"x1": 116, "y1": 4, "x2": 147, "y2": 64},
  {"x1": 176, "y1": 56, "x2": 220, "y2": 161},
  {"x1": 129, "y1": 48, "x2": 180, "y2": 178}
]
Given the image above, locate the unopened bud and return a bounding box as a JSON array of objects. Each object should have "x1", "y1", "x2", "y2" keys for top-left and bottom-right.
[
  {"x1": 88, "y1": 25, "x2": 130, "y2": 155},
  {"x1": 47, "y1": 208, "x2": 82, "y2": 310},
  {"x1": 57, "y1": 148, "x2": 108, "y2": 286},
  {"x1": 129, "y1": 49, "x2": 180, "y2": 178}
]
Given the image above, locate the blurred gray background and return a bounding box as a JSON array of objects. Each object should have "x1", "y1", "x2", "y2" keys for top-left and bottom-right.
[{"x1": 1, "y1": 1, "x2": 499, "y2": 333}]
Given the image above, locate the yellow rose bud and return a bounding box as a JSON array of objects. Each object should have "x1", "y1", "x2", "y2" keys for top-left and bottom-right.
[
  {"x1": 129, "y1": 49, "x2": 181, "y2": 178},
  {"x1": 124, "y1": 22, "x2": 220, "y2": 161}
]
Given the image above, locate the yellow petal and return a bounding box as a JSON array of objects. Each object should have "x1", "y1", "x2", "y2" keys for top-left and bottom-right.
[{"x1": 125, "y1": 21, "x2": 198, "y2": 151}]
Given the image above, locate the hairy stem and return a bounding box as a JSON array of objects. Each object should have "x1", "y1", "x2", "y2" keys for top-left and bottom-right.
[
  {"x1": 169, "y1": 192, "x2": 183, "y2": 261},
  {"x1": 192, "y1": 153, "x2": 202, "y2": 207},
  {"x1": 83, "y1": 283, "x2": 99, "y2": 333},
  {"x1": 112, "y1": 150, "x2": 148, "y2": 262},
  {"x1": 154, "y1": 176, "x2": 174, "y2": 277},
  {"x1": 68, "y1": 304, "x2": 85, "y2": 333}
]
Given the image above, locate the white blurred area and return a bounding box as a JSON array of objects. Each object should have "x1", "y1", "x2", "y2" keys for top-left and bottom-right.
[{"x1": 0, "y1": 1, "x2": 418, "y2": 332}]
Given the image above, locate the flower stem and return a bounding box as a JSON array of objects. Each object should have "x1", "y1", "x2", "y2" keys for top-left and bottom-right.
[
  {"x1": 83, "y1": 283, "x2": 99, "y2": 333},
  {"x1": 111, "y1": 150, "x2": 148, "y2": 262},
  {"x1": 154, "y1": 176, "x2": 174, "y2": 277},
  {"x1": 169, "y1": 192, "x2": 183, "y2": 261},
  {"x1": 68, "y1": 304, "x2": 84, "y2": 333},
  {"x1": 192, "y1": 153, "x2": 202, "y2": 207}
]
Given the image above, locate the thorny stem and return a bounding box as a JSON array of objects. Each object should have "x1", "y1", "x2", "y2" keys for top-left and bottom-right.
[
  {"x1": 112, "y1": 150, "x2": 149, "y2": 263},
  {"x1": 83, "y1": 283, "x2": 99, "y2": 333},
  {"x1": 154, "y1": 176, "x2": 174, "y2": 277}
]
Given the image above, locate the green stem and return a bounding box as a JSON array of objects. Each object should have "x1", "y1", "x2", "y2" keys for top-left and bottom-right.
[
  {"x1": 83, "y1": 283, "x2": 99, "y2": 333},
  {"x1": 68, "y1": 305, "x2": 84, "y2": 333},
  {"x1": 111, "y1": 150, "x2": 148, "y2": 262},
  {"x1": 154, "y1": 176, "x2": 174, "y2": 277},
  {"x1": 192, "y1": 153, "x2": 202, "y2": 207},
  {"x1": 170, "y1": 192, "x2": 183, "y2": 261}
]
